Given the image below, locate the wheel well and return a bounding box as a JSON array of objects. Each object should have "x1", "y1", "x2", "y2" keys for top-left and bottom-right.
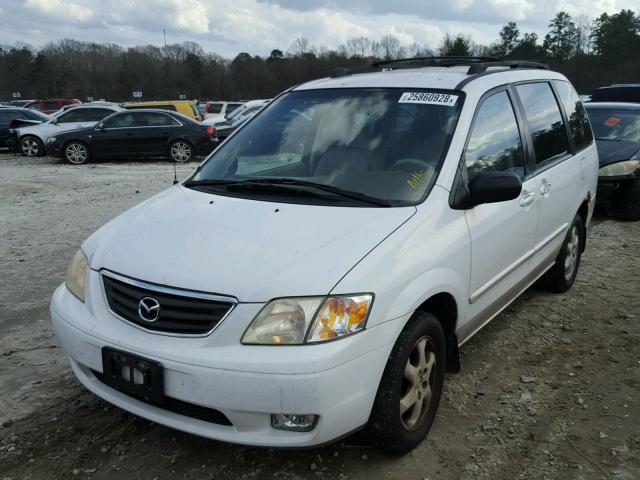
[
  {"x1": 415, "y1": 293, "x2": 460, "y2": 373},
  {"x1": 577, "y1": 198, "x2": 589, "y2": 252}
]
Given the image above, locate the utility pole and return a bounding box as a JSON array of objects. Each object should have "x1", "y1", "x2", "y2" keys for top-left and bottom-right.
[{"x1": 163, "y1": 29, "x2": 170, "y2": 99}]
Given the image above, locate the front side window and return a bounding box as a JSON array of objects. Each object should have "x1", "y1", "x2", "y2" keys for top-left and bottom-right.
[
  {"x1": 553, "y1": 80, "x2": 593, "y2": 151},
  {"x1": 465, "y1": 90, "x2": 525, "y2": 179},
  {"x1": 516, "y1": 82, "x2": 569, "y2": 165},
  {"x1": 227, "y1": 103, "x2": 243, "y2": 113},
  {"x1": 189, "y1": 89, "x2": 463, "y2": 206},
  {"x1": 103, "y1": 113, "x2": 136, "y2": 128},
  {"x1": 29, "y1": 103, "x2": 42, "y2": 111},
  {"x1": 586, "y1": 109, "x2": 640, "y2": 143}
]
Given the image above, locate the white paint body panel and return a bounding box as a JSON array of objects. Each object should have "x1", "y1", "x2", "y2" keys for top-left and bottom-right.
[
  {"x1": 15, "y1": 106, "x2": 121, "y2": 144},
  {"x1": 51, "y1": 66, "x2": 599, "y2": 447}
]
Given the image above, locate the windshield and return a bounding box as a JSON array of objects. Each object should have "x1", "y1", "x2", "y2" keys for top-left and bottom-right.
[
  {"x1": 189, "y1": 88, "x2": 463, "y2": 206},
  {"x1": 586, "y1": 109, "x2": 640, "y2": 143}
]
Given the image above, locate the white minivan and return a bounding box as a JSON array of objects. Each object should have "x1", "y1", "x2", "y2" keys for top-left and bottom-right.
[{"x1": 51, "y1": 59, "x2": 598, "y2": 452}]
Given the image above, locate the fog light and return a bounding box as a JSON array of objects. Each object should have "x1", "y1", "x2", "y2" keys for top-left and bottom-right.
[{"x1": 271, "y1": 414, "x2": 318, "y2": 432}]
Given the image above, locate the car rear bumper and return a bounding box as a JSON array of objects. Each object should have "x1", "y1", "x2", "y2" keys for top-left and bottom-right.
[{"x1": 50, "y1": 284, "x2": 397, "y2": 447}]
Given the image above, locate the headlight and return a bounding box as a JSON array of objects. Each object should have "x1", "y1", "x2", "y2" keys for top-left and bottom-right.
[
  {"x1": 599, "y1": 159, "x2": 640, "y2": 177},
  {"x1": 65, "y1": 249, "x2": 87, "y2": 302},
  {"x1": 242, "y1": 294, "x2": 373, "y2": 345},
  {"x1": 47, "y1": 137, "x2": 56, "y2": 143}
]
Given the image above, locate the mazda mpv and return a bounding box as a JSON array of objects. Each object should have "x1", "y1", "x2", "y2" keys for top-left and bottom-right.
[{"x1": 51, "y1": 58, "x2": 598, "y2": 452}]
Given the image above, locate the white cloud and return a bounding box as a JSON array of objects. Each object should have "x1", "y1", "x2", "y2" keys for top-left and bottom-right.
[{"x1": 1, "y1": 0, "x2": 638, "y2": 56}]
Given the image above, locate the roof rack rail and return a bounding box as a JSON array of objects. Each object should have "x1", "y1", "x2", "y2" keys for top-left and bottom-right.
[
  {"x1": 331, "y1": 56, "x2": 501, "y2": 78},
  {"x1": 372, "y1": 56, "x2": 500, "y2": 69},
  {"x1": 466, "y1": 60, "x2": 548, "y2": 75}
]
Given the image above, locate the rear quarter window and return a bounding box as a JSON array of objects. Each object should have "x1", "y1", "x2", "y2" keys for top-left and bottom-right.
[{"x1": 553, "y1": 80, "x2": 593, "y2": 151}]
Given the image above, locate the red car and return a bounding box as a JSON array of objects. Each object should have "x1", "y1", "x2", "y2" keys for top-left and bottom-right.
[{"x1": 23, "y1": 98, "x2": 81, "y2": 115}]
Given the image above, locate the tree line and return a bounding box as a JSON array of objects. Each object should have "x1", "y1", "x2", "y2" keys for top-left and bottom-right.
[{"x1": 0, "y1": 9, "x2": 638, "y2": 101}]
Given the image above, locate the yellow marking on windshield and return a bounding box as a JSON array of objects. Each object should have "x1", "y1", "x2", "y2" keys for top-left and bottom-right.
[{"x1": 406, "y1": 171, "x2": 428, "y2": 190}]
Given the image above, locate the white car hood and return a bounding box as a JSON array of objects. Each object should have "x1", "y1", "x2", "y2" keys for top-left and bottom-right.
[{"x1": 85, "y1": 185, "x2": 415, "y2": 302}]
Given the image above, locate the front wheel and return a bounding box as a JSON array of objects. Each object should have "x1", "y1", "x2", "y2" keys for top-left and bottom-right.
[
  {"x1": 367, "y1": 311, "x2": 446, "y2": 453},
  {"x1": 64, "y1": 141, "x2": 90, "y2": 165},
  {"x1": 20, "y1": 136, "x2": 44, "y2": 157},
  {"x1": 169, "y1": 140, "x2": 194, "y2": 163},
  {"x1": 545, "y1": 214, "x2": 584, "y2": 293}
]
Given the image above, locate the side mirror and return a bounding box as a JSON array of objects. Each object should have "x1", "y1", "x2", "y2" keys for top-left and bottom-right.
[
  {"x1": 96, "y1": 123, "x2": 105, "y2": 131},
  {"x1": 51, "y1": 117, "x2": 58, "y2": 125},
  {"x1": 468, "y1": 172, "x2": 522, "y2": 207}
]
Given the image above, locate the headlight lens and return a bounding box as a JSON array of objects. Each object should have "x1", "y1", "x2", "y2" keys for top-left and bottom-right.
[
  {"x1": 242, "y1": 294, "x2": 373, "y2": 345},
  {"x1": 65, "y1": 249, "x2": 87, "y2": 302},
  {"x1": 47, "y1": 137, "x2": 56, "y2": 143},
  {"x1": 599, "y1": 160, "x2": 640, "y2": 177}
]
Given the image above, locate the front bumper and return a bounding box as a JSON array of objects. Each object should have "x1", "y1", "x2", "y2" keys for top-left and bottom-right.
[{"x1": 50, "y1": 279, "x2": 400, "y2": 447}]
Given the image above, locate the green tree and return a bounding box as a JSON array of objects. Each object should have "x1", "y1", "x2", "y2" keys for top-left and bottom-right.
[
  {"x1": 496, "y1": 22, "x2": 520, "y2": 57},
  {"x1": 543, "y1": 11, "x2": 579, "y2": 60},
  {"x1": 440, "y1": 34, "x2": 472, "y2": 56},
  {"x1": 509, "y1": 33, "x2": 541, "y2": 60},
  {"x1": 592, "y1": 9, "x2": 640, "y2": 59}
]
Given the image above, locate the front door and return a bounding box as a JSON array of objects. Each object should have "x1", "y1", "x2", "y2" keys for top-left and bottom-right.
[
  {"x1": 91, "y1": 112, "x2": 138, "y2": 158},
  {"x1": 461, "y1": 88, "x2": 539, "y2": 338}
]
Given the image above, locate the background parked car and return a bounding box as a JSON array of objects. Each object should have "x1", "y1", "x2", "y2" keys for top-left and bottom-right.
[
  {"x1": 203, "y1": 99, "x2": 270, "y2": 127},
  {"x1": 591, "y1": 84, "x2": 640, "y2": 103},
  {"x1": 0, "y1": 107, "x2": 49, "y2": 148},
  {"x1": 23, "y1": 98, "x2": 81, "y2": 115},
  {"x1": 10, "y1": 105, "x2": 123, "y2": 157},
  {"x1": 46, "y1": 109, "x2": 217, "y2": 165},
  {"x1": 7, "y1": 99, "x2": 35, "y2": 107},
  {"x1": 203, "y1": 101, "x2": 244, "y2": 120},
  {"x1": 123, "y1": 100, "x2": 202, "y2": 121},
  {"x1": 584, "y1": 102, "x2": 640, "y2": 220}
]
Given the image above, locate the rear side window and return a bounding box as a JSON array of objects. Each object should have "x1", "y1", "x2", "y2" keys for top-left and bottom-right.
[
  {"x1": 465, "y1": 90, "x2": 525, "y2": 179},
  {"x1": 133, "y1": 112, "x2": 171, "y2": 126},
  {"x1": 208, "y1": 103, "x2": 223, "y2": 114},
  {"x1": 44, "y1": 101, "x2": 61, "y2": 111},
  {"x1": 516, "y1": 82, "x2": 569, "y2": 165},
  {"x1": 553, "y1": 80, "x2": 593, "y2": 151},
  {"x1": 227, "y1": 103, "x2": 243, "y2": 113}
]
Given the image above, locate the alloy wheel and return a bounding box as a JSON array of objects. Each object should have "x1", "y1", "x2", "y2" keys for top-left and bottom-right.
[
  {"x1": 66, "y1": 143, "x2": 88, "y2": 164},
  {"x1": 564, "y1": 224, "x2": 580, "y2": 281},
  {"x1": 21, "y1": 138, "x2": 40, "y2": 157},
  {"x1": 400, "y1": 335, "x2": 437, "y2": 431},
  {"x1": 171, "y1": 142, "x2": 192, "y2": 163}
]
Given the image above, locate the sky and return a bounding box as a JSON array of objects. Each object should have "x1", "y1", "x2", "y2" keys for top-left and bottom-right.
[{"x1": 0, "y1": 0, "x2": 636, "y2": 57}]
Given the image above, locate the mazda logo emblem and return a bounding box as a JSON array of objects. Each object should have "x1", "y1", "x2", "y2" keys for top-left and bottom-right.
[{"x1": 138, "y1": 297, "x2": 161, "y2": 323}]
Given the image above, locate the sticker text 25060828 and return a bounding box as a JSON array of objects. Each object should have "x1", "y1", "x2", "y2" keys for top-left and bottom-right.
[{"x1": 399, "y1": 92, "x2": 458, "y2": 107}]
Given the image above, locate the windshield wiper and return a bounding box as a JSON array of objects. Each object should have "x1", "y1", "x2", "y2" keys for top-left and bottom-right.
[{"x1": 184, "y1": 178, "x2": 392, "y2": 207}]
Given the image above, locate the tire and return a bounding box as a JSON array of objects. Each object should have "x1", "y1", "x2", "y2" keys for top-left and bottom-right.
[
  {"x1": 611, "y1": 180, "x2": 640, "y2": 221},
  {"x1": 544, "y1": 214, "x2": 584, "y2": 293},
  {"x1": 367, "y1": 311, "x2": 446, "y2": 453},
  {"x1": 169, "y1": 140, "x2": 194, "y2": 163},
  {"x1": 63, "y1": 141, "x2": 90, "y2": 165},
  {"x1": 20, "y1": 136, "x2": 44, "y2": 157}
]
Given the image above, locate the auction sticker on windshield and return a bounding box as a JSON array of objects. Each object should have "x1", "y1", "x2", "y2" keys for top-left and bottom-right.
[{"x1": 399, "y1": 92, "x2": 458, "y2": 106}]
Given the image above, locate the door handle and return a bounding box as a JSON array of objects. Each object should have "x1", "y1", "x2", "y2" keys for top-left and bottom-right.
[
  {"x1": 540, "y1": 179, "x2": 552, "y2": 196},
  {"x1": 519, "y1": 190, "x2": 536, "y2": 207}
]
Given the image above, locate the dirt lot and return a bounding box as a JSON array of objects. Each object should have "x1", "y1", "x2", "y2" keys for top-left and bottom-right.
[{"x1": 1, "y1": 151, "x2": 639, "y2": 480}]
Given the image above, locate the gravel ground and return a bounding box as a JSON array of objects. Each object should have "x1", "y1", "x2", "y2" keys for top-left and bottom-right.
[{"x1": 1, "y1": 151, "x2": 639, "y2": 480}]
